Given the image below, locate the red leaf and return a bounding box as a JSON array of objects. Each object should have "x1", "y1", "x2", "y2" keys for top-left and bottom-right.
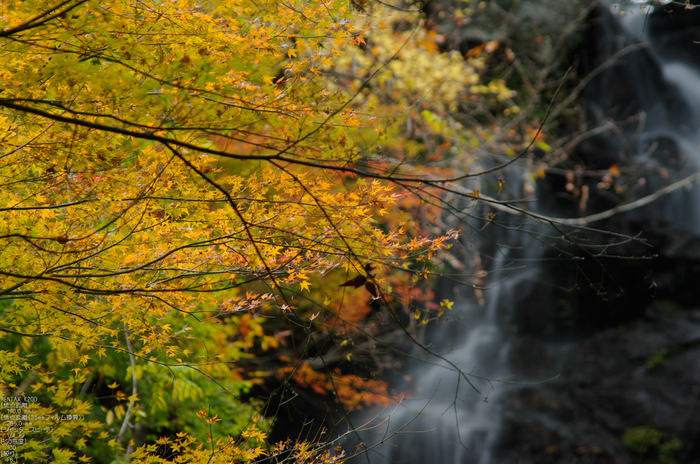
[
  {"x1": 364, "y1": 281, "x2": 378, "y2": 298},
  {"x1": 339, "y1": 275, "x2": 367, "y2": 288}
]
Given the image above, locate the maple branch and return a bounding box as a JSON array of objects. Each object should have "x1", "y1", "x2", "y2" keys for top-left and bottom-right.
[
  {"x1": 267, "y1": 161, "x2": 486, "y2": 398},
  {"x1": 162, "y1": 142, "x2": 293, "y2": 306},
  {"x1": 0, "y1": 281, "x2": 26, "y2": 297},
  {"x1": 547, "y1": 171, "x2": 700, "y2": 226},
  {"x1": 0, "y1": 97, "x2": 549, "y2": 200},
  {"x1": 0, "y1": 99, "x2": 277, "y2": 161},
  {"x1": 0, "y1": 199, "x2": 95, "y2": 212},
  {"x1": 0, "y1": 0, "x2": 89, "y2": 38},
  {"x1": 118, "y1": 331, "x2": 138, "y2": 457},
  {"x1": 0, "y1": 327, "x2": 56, "y2": 337}
]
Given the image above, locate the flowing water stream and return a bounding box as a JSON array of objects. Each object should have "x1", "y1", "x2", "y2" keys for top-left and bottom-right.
[{"x1": 351, "y1": 2, "x2": 700, "y2": 462}]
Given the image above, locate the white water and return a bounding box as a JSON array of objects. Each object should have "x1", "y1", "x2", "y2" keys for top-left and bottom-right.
[{"x1": 351, "y1": 206, "x2": 549, "y2": 463}]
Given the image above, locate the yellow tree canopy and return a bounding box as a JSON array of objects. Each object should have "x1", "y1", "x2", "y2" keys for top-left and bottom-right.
[
  {"x1": 0, "y1": 0, "x2": 471, "y2": 462},
  {"x1": 0, "y1": 2, "x2": 411, "y2": 355}
]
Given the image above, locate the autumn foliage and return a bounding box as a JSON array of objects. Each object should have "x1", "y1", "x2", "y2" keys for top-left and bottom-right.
[{"x1": 0, "y1": 0, "x2": 523, "y2": 462}]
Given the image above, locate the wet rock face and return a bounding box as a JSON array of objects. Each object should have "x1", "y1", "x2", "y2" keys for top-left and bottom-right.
[
  {"x1": 649, "y1": 1, "x2": 700, "y2": 69},
  {"x1": 503, "y1": 219, "x2": 700, "y2": 340},
  {"x1": 494, "y1": 3, "x2": 700, "y2": 463},
  {"x1": 396, "y1": 2, "x2": 700, "y2": 463},
  {"x1": 498, "y1": 303, "x2": 700, "y2": 464},
  {"x1": 570, "y1": 3, "x2": 692, "y2": 128},
  {"x1": 534, "y1": 2, "x2": 700, "y2": 231}
]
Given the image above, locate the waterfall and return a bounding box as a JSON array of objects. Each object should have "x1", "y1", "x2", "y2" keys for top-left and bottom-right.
[
  {"x1": 353, "y1": 246, "x2": 536, "y2": 464},
  {"x1": 348, "y1": 1, "x2": 700, "y2": 462},
  {"x1": 350, "y1": 159, "x2": 558, "y2": 464}
]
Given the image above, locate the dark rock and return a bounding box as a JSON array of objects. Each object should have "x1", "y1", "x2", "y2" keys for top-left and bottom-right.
[
  {"x1": 570, "y1": 3, "x2": 694, "y2": 129},
  {"x1": 495, "y1": 4, "x2": 700, "y2": 462},
  {"x1": 649, "y1": 1, "x2": 700, "y2": 69},
  {"x1": 499, "y1": 301, "x2": 700, "y2": 463}
]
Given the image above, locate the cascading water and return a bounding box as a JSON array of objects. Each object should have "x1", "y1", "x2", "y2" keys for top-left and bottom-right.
[
  {"x1": 350, "y1": 1, "x2": 700, "y2": 463},
  {"x1": 353, "y1": 221, "x2": 549, "y2": 464}
]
